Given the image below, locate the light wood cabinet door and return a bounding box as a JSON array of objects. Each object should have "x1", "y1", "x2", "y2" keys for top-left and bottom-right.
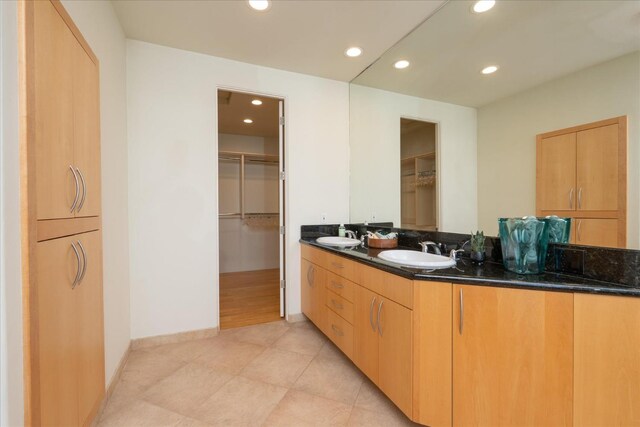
[
  {"x1": 378, "y1": 297, "x2": 413, "y2": 417},
  {"x1": 34, "y1": 0, "x2": 76, "y2": 220},
  {"x1": 301, "y1": 259, "x2": 316, "y2": 323},
  {"x1": 537, "y1": 133, "x2": 576, "y2": 211},
  {"x1": 575, "y1": 218, "x2": 619, "y2": 247},
  {"x1": 72, "y1": 39, "x2": 101, "y2": 217},
  {"x1": 75, "y1": 231, "x2": 105, "y2": 425},
  {"x1": 36, "y1": 235, "x2": 81, "y2": 426},
  {"x1": 353, "y1": 285, "x2": 379, "y2": 384},
  {"x1": 576, "y1": 124, "x2": 619, "y2": 211},
  {"x1": 574, "y1": 294, "x2": 640, "y2": 426},
  {"x1": 453, "y1": 285, "x2": 573, "y2": 427}
]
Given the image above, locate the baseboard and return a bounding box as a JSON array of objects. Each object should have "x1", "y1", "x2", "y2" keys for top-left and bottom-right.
[
  {"x1": 286, "y1": 312, "x2": 307, "y2": 323},
  {"x1": 91, "y1": 342, "x2": 131, "y2": 426},
  {"x1": 131, "y1": 327, "x2": 220, "y2": 350}
]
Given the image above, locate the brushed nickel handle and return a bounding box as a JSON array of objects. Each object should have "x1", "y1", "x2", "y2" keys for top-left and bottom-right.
[
  {"x1": 331, "y1": 299, "x2": 343, "y2": 310},
  {"x1": 77, "y1": 240, "x2": 88, "y2": 284},
  {"x1": 69, "y1": 166, "x2": 80, "y2": 213},
  {"x1": 459, "y1": 288, "x2": 464, "y2": 335},
  {"x1": 578, "y1": 187, "x2": 583, "y2": 209},
  {"x1": 76, "y1": 167, "x2": 87, "y2": 212},
  {"x1": 569, "y1": 188, "x2": 574, "y2": 209},
  {"x1": 577, "y1": 220, "x2": 582, "y2": 242},
  {"x1": 71, "y1": 242, "x2": 82, "y2": 289},
  {"x1": 369, "y1": 296, "x2": 377, "y2": 331},
  {"x1": 331, "y1": 261, "x2": 344, "y2": 269},
  {"x1": 330, "y1": 280, "x2": 344, "y2": 289},
  {"x1": 331, "y1": 324, "x2": 344, "y2": 337},
  {"x1": 377, "y1": 300, "x2": 384, "y2": 337},
  {"x1": 307, "y1": 265, "x2": 314, "y2": 287}
]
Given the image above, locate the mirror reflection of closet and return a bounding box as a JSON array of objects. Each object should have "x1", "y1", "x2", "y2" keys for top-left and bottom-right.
[{"x1": 400, "y1": 118, "x2": 438, "y2": 230}]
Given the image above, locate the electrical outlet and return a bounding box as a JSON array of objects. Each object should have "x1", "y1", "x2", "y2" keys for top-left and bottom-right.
[
  {"x1": 371, "y1": 213, "x2": 377, "y2": 222},
  {"x1": 321, "y1": 213, "x2": 327, "y2": 223}
]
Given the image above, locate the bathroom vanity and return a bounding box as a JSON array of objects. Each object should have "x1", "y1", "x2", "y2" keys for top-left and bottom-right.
[{"x1": 300, "y1": 232, "x2": 639, "y2": 427}]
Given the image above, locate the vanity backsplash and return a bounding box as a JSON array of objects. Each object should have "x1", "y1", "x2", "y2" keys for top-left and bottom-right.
[{"x1": 301, "y1": 223, "x2": 640, "y2": 289}]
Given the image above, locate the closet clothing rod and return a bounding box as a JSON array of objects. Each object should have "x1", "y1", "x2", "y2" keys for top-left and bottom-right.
[{"x1": 219, "y1": 212, "x2": 279, "y2": 218}]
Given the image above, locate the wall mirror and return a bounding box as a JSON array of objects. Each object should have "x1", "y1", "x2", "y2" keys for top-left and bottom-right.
[{"x1": 349, "y1": 0, "x2": 640, "y2": 249}]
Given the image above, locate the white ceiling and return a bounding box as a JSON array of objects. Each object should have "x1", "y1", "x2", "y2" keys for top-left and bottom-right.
[
  {"x1": 353, "y1": 0, "x2": 640, "y2": 107},
  {"x1": 218, "y1": 90, "x2": 280, "y2": 137},
  {"x1": 111, "y1": 0, "x2": 446, "y2": 82}
]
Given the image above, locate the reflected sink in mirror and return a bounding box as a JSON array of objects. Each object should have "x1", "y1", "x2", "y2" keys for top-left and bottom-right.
[
  {"x1": 378, "y1": 249, "x2": 456, "y2": 269},
  {"x1": 316, "y1": 236, "x2": 361, "y2": 248}
]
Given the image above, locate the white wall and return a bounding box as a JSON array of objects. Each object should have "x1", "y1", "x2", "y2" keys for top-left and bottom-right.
[
  {"x1": 61, "y1": 0, "x2": 131, "y2": 385},
  {"x1": 350, "y1": 84, "x2": 478, "y2": 233},
  {"x1": 128, "y1": 40, "x2": 350, "y2": 339},
  {"x1": 1, "y1": 2, "x2": 24, "y2": 425},
  {"x1": 478, "y1": 52, "x2": 640, "y2": 247}
]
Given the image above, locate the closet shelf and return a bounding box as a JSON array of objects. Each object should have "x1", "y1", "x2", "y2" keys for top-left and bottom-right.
[{"x1": 218, "y1": 150, "x2": 279, "y2": 164}]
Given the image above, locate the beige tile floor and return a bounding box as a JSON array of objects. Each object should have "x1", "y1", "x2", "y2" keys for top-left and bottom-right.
[{"x1": 98, "y1": 320, "x2": 420, "y2": 427}]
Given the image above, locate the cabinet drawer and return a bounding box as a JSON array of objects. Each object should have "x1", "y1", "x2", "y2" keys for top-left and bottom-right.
[
  {"x1": 326, "y1": 252, "x2": 359, "y2": 282},
  {"x1": 359, "y1": 264, "x2": 413, "y2": 309},
  {"x1": 301, "y1": 244, "x2": 328, "y2": 267},
  {"x1": 325, "y1": 271, "x2": 355, "y2": 302},
  {"x1": 326, "y1": 309, "x2": 354, "y2": 360},
  {"x1": 326, "y1": 289, "x2": 354, "y2": 324}
]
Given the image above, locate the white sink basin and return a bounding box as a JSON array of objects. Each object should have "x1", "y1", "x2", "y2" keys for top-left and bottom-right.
[
  {"x1": 378, "y1": 250, "x2": 456, "y2": 269},
  {"x1": 316, "y1": 236, "x2": 361, "y2": 248}
]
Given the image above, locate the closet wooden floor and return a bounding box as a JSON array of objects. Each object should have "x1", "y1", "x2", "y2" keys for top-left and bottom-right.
[{"x1": 220, "y1": 269, "x2": 281, "y2": 329}]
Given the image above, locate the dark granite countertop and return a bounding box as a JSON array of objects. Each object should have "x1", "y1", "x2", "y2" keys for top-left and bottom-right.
[{"x1": 300, "y1": 238, "x2": 640, "y2": 298}]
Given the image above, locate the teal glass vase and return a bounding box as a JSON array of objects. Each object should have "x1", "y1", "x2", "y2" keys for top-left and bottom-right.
[
  {"x1": 498, "y1": 217, "x2": 550, "y2": 274},
  {"x1": 540, "y1": 215, "x2": 571, "y2": 244}
]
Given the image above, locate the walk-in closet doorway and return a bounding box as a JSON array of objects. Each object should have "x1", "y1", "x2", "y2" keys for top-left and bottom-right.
[{"x1": 216, "y1": 89, "x2": 286, "y2": 329}]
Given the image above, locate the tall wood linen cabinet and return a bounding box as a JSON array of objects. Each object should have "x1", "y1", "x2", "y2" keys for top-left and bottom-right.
[
  {"x1": 536, "y1": 117, "x2": 627, "y2": 248},
  {"x1": 20, "y1": 1, "x2": 105, "y2": 425}
]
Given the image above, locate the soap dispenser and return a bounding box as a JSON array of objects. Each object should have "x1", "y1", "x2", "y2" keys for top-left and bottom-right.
[{"x1": 338, "y1": 224, "x2": 346, "y2": 237}]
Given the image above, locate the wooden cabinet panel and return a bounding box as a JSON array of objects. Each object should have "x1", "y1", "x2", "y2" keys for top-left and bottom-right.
[
  {"x1": 301, "y1": 259, "x2": 326, "y2": 332},
  {"x1": 75, "y1": 231, "x2": 105, "y2": 425},
  {"x1": 574, "y1": 294, "x2": 640, "y2": 426},
  {"x1": 576, "y1": 124, "x2": 619, "y2": 211},
  {"x1": 326, "y1": 252, "x2": 359, "y2": 283},
  {"x1": 301, "y1": 244, "x2": 327, "y2": 268},
  {"x1": 72, "y1": 38, "x2": 101, "y2": 217},
  {"x1": 537, "y1": 133, "x2": 576, "y2": 211},
  {"x1": 326, "y1": 289, "x2": 354, "y2": 324},
  {"x1": 326, "y1": 309, "x2": 354, "y2": 360},
  {"x1": 413, "y1": 281, "x2": 452, "y2": 427},
  {"x1": 34, "y1": 0, "x2": 76, "y2": 220},
  {"x1": 453, "y1": 285, "x2": 573, "y2": 427},
  {"x1": 353, "y1": 285, "x2": 379, "y2": 384},
  {"x1": 378, "y1": 297, "x2": 413, "y2": 417},
  {"x1": 325, "y1": 271, "x2": 355, "y2": 302},
  {"x1": 358, "y1": 264, "x2": 413, "y2": 309},
  {"x1": 575, "y1": 218, "x2": 618, "y2": 247},
  {"x1": 36, "y1": 235, "x2": 81, "y2": 426}
]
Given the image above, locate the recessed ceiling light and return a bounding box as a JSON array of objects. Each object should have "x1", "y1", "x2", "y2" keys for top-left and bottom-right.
[
  {"x1": 248, "y1": 0, "x2": 270, "y2": 11},
  {"x1": 472, "y1": 0, "x2": 495, "y2": 13},
  {"x1": 481, "y1": 65, "x2": 499, "y2": 74},
  {"x1": 251, "y1": 99, "x2": 263, "y2": 106},
  {"x1": 344, "y1": 47, "x2": 363, "y2": 58},
  {"x1": 394, "y1": 60, "x2": 410, "y2": 69},
  {"x1": 243, "y1": 118, "x2": 253, "y2": 124}
]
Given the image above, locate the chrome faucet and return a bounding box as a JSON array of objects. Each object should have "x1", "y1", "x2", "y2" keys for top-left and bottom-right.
[
  {"x1": 345, "y1": 230, "x2": 357, "y2": 239},
  {"x1": 418, "y1": 241, "x2": 441, "y2": 255},
  {"x1": 450, "y1": 240, "x2": 470, "y2": 260}
]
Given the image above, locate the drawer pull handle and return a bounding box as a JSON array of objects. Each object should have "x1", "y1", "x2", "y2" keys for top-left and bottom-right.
[
  {"x1": 77, "y1": 240, "x2": 88, "y2": 285},
  {"x1": 377, "y1": 300, "x2": 384, "y2": 337},
  {"x1": 331, "y1": 262, "x2": 344, "y2": 269},
  {"x1": 331, "y1": 324, "x2": 344, "y2": 337},
  {"x1": 70, "y1": 242, "x2": 82, "y2": 289},
  {"x1": 331, "y1": 281, "x2": 344, "y2": 289},
  {"x1": 459, "y1": 288, "x2": 464, "y2": 335},
  {"x1": 69, "y1": 166, "x2": 80, "y2": 213},
  {"x1": 76, "y1": 167, "x2": 87, "y2": 212},
  {"x1": 369, "y1": 297, "x2": 377, "y2": 331},
  {"x1": 331, "y1": 299, "x2": 343, "y2": 310},
  {"x1": 307, "y1": 265, "x2": 315, "y2": 287}
]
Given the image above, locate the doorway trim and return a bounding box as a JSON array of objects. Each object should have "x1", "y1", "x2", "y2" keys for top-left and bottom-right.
[{"x1": 214, "y1": 85, "x2": 289, "y2": 328}]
